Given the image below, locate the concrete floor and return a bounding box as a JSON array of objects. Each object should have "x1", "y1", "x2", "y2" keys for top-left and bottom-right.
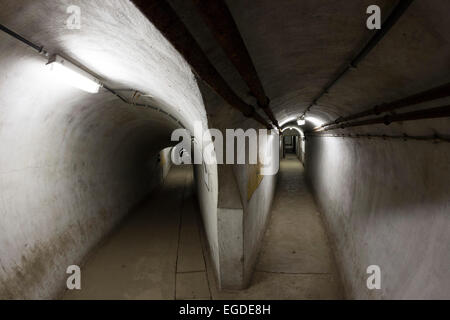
[
  {"x1": 63, "y1": 155, "x2": 343, "y2": 300},
  {"x1": 209, "y1": 154, "x2": 343, "y2": 299}
]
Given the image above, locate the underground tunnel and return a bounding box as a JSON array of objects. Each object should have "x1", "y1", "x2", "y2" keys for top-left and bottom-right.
[{"x1": 0, "y1": 0, "x2": 449, "y2": 303}]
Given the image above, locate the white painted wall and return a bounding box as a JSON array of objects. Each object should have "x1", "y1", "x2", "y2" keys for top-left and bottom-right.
[
  {"x1": 194, "y1": 154, "x2": 219, "y2": 280},
  {"x1": 305, "y1": 136, "x2": 450, "y2": 299},
  {"x1": 160, "y1": 147, "x2": 173, "y2": 182},
  {"x1": 0, "y1": 0, "x2": 218, "y2": 299},
  {"x1": 231, "y1": 131, "x2": 279, "y2": 287}
]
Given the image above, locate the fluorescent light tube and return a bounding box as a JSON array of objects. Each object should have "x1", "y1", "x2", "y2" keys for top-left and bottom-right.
[
  {"x1": 47, "y1": 55, "x2": 101, "y2": 93},
  {"x1": 306, "y1": 116, "x2": 325, "y2": 127}
]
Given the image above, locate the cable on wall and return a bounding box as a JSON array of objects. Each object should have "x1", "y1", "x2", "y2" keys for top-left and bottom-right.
[
  {"x1": 0, "y1": 23, "x2": 48, "y2": 56},
  {"x1": 0, "y1": 23, "x2": 186, "y2": 129},
  {"x1": 305, "y1": 132, "x2": 450, "y2": 143}
]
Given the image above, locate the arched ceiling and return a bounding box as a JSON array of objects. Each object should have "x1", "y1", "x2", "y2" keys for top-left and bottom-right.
[
  {"x1": 168, "y1": 0, "x2": 450, "y2": 135},
  {"x1": 1, "y1": 0, "x2": 449, "y2": 136},
  {"x1": 0, "y1": 0, "x2": 209, "y2": 135}
]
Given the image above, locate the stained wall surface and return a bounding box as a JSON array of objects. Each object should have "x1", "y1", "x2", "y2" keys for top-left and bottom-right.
[
  {"x1": 167, "y1": 0, "x2": 450, "y2": 299},
  {"x1": 1, "y1": 0, "x2": 450, "y2": 300},
  {"x1": 305, "y1": 137, "x2": 450, "y2": 299},
  {"x1": 0, "y1": 0, "x2": 217, "y2": 299}
]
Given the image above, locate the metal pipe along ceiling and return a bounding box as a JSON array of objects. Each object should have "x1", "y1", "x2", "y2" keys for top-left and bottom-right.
[
  {"x1": 319, "y1": 104, "x2": 450, "y2": 131},
  {"x1": 132, "y1": 0, "x2": 272, "y2": 129},
  {"x1": 192, "y1": 0, "x2": 279, "y2": 129},
  {"x1": 302, "y1": 0, "x2": 415, "y2": 118},
  {"x1": 315, "y1": 82, "x2": 450, "y2": 131}
]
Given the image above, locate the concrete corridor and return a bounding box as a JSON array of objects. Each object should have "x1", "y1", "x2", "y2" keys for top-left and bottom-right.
[
  {"x1": 1, "y1": 0, "x2": 448, "y2": 301},
  {"x1": 63, "y1": 155, "x2": 342, "y2": 300}
]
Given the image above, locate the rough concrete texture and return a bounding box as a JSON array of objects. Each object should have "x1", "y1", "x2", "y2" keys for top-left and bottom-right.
[
  {"x1": 2, "y1": 0, "x2": 449, "y2": 300},
  {"x1": 210, "y1": 155, "x2": 342, "y2": 299},
  {"x1": 64, "y1": 165, "x2": 214, "y2": 300},
  {"x1": 64, "y1": 165, "x2": 194, "y2": 299},
  {"x1": 169, "y1": 0, "x2": 450, "y2": 132},
  {"x1": 164, "y1": 0, "x2": 450, "y2": 300},
  {"x1": 241, "y1": 167, "x2": 277, "y2": 287},
  {"x1": 228, "y1": 129, "x2": 278, "y2": 288},
  {"x1": 258, "y1": 155, "x2": 337, "y2": 275},
  {"x1": 216, "y1": 164, "x2": 244, "y2": 289},
  {"x1": 217, "y1": 207, "x2": 244, "y2": 289},
  {"x1": 306, "y1": 137, "x2": 450, "y2": 299},
  {"x1": 225, "y1": 0, "x2": 450, "y2": 130},
  {"x1": 0, "y1": 0, "x2": 218, "y2": 299},
  {"x1": 160, "y1": 147, "x2": 173, "y2": 181},
  {"x1": 190, "y1": 0, "x2": 450, "y2": 299},
  {"x1": 65, "y1": 158, "x2": 341, "y2": 300},
  {"x1": 210, "y1": 127, "x2": 278, "y2": 290},
  {"x1": 168, "y1": 0, "x2": 391, "y2": 125}
]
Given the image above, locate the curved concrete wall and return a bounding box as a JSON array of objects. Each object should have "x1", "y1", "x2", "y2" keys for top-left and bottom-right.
[
  {"x1": 166, "y1": 0, "x2": 449, "y2": 298},
  {"x1": 2, "y1": 0, "x2": 449, "y2": 300},
  {"x1": 0, "y1": 0, "x2": 217, "y2": 299},
  {"x1": 305, "y1": 136, "x2": 450, "y2": 299},
  {"x1": 214, "y1": 131, "x2": 278, "y2": 290}
]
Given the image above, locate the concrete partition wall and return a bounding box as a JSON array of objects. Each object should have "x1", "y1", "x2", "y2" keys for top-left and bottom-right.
[
  {"x1": 216, "y1": 164, "x2": 244, "y2": 289},
  {"x1": 194, "y1": 155, "x2": 220, "y2": 281},
  {"x1": 0, "y1": 88, "x2": 180, "y2": 299},
  {"x1": 159, "y1": 147, "x2": 174, "y2": 182},
  {"x1": 305, "y1": 136, "x2": 450, "y2": 299},
  {"x1": 239, "y1": 134, "x2": 278, "y2": 287}
]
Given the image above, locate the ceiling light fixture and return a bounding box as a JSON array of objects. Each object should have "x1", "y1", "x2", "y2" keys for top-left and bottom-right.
[
  {"x1": 47, "y1": 55, "x2": 102, "y2": 93},
  {"x1": 297, "y1": 115, "x2": 306, "y2": 126}
]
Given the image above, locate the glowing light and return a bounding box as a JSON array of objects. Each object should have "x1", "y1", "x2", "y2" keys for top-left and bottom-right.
[
  {"x1": 279, "y1": 117, "x2": 297, "y2": 127},
  {"x1": 47, "y1": 55, "x2": 101, "y2": 93},
  {"x1": 281, "y1": 126, "x2": 304, "y2": 136},
  {"x1": 296, "y1": 115, "x2": 306, "y2": 126},
  {"x1": 306, "y1": 116, "x2": 325, "y2": 127}
]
